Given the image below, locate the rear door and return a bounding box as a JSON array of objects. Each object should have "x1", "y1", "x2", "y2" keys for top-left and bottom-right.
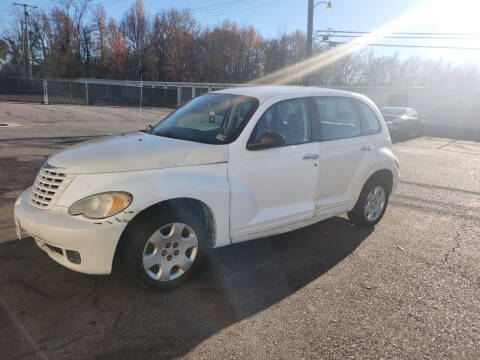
[{"x1": 311, "y1": 96, "x2": 382, "y2": 216}]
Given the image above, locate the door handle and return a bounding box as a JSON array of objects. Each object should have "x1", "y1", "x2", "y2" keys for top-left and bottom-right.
[
  {"x1": 361, "y1": 145, "x2": 373, "y2": 151},
  {"x1": 303, "y1": 154, "x2": 319, "y2": 160}
]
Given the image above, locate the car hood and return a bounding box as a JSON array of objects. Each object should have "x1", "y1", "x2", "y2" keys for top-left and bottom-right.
[{"x1": 47, "y1": 131, "x2": 228, "y2": 174}]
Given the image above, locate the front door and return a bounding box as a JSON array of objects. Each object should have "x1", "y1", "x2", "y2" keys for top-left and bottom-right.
[{"x1": 228, "y1": 97, "x2": 319, "y2": 241}]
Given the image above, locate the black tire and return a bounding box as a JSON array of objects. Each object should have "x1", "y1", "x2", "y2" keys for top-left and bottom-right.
[
  {"x1": 121, "y1": 207, "x2": 209, "y2": 291},
  {"x1": 348, "y1": 176, "x2": 390, "y2": 227}
]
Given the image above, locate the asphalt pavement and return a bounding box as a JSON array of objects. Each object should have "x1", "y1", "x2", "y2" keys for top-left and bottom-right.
[{"x1": 0, "y1": 102, "x2": 479, "y2": 359}]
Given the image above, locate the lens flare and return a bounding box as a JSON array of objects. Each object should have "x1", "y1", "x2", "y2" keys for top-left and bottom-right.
[{"x1": 250, "y1": 1, "x2": 431, "y2": 85}]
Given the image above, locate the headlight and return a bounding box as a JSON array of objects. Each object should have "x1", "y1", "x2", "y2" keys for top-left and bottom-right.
[{"x1": 68, "y1": 192, "x2": 132, "y2": 219}]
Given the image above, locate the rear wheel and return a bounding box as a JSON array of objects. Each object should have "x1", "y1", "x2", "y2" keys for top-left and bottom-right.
[
  {"x1": 348, "y1": 177, "x2": 390, "y2": 227},
  {"x1": 122, "y1": 208, "x2": 208, "y2": 290}
]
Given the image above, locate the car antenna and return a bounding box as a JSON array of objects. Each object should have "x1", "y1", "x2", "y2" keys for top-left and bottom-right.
[{"x1": 139, "y1": 74, "x2": 143, "y2": 130}]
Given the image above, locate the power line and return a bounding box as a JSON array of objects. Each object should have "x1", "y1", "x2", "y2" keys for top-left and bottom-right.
[
  {"x1": 35, "y1": 0, "x2": 131, "y2": 8},
  {"x1": 196, "y1": 0, "x2": 289, "y2": 19},
  {"x1": 190, "y1": 0, "x2": 251, "y2": 12},
  {"x1": 318, "y1": 29, "x2": 480, "y2": 37},
  {"x1": 318, "y1": 34, "x2": 480, "y2": 40},
  {"x1": 329, "y1": 41, "x2": 480, "y2": 51}
]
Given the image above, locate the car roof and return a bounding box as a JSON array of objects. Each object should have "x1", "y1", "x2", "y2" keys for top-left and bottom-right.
[{"x1": 214, "y1": 85, "x2": 352, "y2": 103}]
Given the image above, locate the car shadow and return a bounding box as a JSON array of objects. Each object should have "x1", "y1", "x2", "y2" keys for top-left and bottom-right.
[
  {"x1": 0, "y1": 216, "x2": 373, "y2": 359},
  {"x1": 390, "y1": 132, "x2": 425, "y2": 144}
]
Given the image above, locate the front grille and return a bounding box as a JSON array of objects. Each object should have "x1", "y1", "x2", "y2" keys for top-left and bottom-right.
[{"x1": 30, "y1": 167, "x2": 70, "y2": 208}]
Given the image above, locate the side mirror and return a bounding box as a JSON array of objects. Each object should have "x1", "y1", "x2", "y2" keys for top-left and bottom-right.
[
  {"x1": 247, "y1": 131, "x2": 285, "y2": 150},
  {"x1": 147, "y1": 124, "x2": 154, "y2": 133}
]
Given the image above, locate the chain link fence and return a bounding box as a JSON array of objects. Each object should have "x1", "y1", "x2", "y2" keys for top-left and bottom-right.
[{"x1": 0, "y1": 76, "x2": 178, "y2": 107}]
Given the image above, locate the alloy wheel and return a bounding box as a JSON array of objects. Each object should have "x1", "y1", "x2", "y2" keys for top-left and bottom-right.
[{"x1": 364, "y1": 186, "x2": 386, "y2": 222}]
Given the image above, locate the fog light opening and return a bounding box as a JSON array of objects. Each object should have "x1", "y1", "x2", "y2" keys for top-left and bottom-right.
[{"x1": 66, "y1": 250, "x2": 81, "y2": 264}]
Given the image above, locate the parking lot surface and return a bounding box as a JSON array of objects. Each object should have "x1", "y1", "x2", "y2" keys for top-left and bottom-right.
[{"x1": 1, "y1": 102, "x2": 479, "y2": 359}]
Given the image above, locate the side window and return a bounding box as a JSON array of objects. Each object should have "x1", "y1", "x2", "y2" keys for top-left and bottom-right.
[
  {"x1": 354, "y1": 99, "x2": 381, "y2": 135},
  {"x1": 250, "y1": 98, "x2": 311, "y2": 146},
  {"x1": 314, "y1": 97, "x2": 361, "y2": 141}
]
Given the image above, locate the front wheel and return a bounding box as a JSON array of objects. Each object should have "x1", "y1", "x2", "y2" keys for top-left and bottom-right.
[
  {"x1": 121, "y1": 209, "x2": 208, "y2": 290},
  {"x1": 348, "y1": 178, "x2": 390, "y2": 227}
]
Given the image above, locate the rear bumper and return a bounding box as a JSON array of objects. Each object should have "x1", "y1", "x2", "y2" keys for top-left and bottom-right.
[{"x1": 14, "y1": 189, "x2": 126, "y2": 275}]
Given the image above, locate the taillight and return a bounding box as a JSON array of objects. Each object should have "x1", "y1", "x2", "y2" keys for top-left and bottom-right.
[{"x1": 394, "y1": 157, "x2": 400, "y2": 169}]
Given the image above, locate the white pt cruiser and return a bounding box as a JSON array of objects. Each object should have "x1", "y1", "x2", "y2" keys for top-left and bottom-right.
[{"x1": 14, "y1": 86, "x2": 399, "y2": 290}]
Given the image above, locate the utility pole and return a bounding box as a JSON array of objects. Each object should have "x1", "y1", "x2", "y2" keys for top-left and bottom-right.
[
  {"x1": 305, "y1": 1, "x2": 332, "y2": 85},
  {"x1": 14, "y1": 2, "x2": 37, "y2": 78},
  {"x1": 306, "y1": 0, "x2": 314, "y2": 60},
  {"x1": 20, "y1": 20, "x2": 25, "y2": 77}
]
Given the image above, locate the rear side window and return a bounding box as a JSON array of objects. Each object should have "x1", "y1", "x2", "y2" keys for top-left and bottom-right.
[
  {"x1": 314, "y1": 97, "x2": 361, "y2": 141},
  {"x1": 250, "y1": 98, "x2": 311, "y2": 146},
  {"x1": 354, "y1": 99, "x2": 381, "y2": 135}
]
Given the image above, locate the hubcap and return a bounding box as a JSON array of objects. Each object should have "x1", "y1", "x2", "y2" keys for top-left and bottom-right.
[
  {"x1": 364, "y1": 186, "x2": 386, "y2": 222},
  {"x1": 142, "y1": 222, "x2": 199, "y2": 281}
]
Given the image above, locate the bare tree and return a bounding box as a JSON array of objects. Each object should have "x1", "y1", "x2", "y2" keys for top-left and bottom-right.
[{"x1": 121, "y1": 0, "x2": 149, "y2": 79}]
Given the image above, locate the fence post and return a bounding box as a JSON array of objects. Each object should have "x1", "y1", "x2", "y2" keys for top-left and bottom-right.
[
  {"x1": 85, "y1": 80, "x2": 89, "y2": 106},
  {"x1": 208, "y1": 86, "x2": 212, "y2": 93},
  {"x1": 42, "y1": 79, "x2": 48, "y2": 104},
  {"x1": 192, "y1": 87, "x2": 196, "y2": 99},
  {"x1": 177, "y1": 87, "x2": 182, "y2": 106}
]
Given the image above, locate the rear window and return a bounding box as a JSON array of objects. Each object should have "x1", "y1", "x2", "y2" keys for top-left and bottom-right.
[{"x1": 314, "y1": 97, "x2": 361, "y2": 141}]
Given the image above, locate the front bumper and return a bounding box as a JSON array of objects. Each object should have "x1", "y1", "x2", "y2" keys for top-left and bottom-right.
[{"x1": 14, "y1": 189, "x2": 127, "y2": 275}]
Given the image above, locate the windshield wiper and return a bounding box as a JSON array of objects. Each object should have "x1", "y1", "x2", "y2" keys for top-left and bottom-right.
[{"x1": 155, "y1": 131, "x2": 177, "y2": 139}]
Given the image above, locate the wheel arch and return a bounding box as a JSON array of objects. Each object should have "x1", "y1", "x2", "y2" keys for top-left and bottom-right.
[
  {"x1": 113, "y1": 197, "x2": 217, "y2": 266},
  {"x1": 352, "y1": 168, "x2": 394, "y2": 210},
  {"x1": 364, "y1": 169, "x2": 394, "y2": 195}
]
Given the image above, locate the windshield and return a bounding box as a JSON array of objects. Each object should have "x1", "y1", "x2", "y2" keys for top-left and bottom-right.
[
  {"x1": 152, "y1": 94, "x2": 259, "y2": 144},
  {"x1": 381, "y1": 107, "x2": 407, "y2": 116}
]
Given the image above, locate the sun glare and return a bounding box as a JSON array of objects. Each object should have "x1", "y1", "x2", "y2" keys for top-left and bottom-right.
[
  {"x1": 422, "y1": 0, "x2": 480, "y2": 63},
  {"x1": 251, "y1": 0, "x2": 479, "y2": 85}
]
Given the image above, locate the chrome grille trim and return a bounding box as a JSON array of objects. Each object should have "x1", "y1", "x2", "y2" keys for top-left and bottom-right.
[{"x1": 29, "y1": 167, "x2": 73, "y2": 209}]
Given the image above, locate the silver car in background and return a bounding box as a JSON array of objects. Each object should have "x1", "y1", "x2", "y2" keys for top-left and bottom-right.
[{"x1": 380, "y1": 106, "x2": 424, "y2": 138}]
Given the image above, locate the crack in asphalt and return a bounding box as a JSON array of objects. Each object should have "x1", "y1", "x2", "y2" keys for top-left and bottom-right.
[
  {"x1": 390, "y1": 199, "x2": 480, "y2": 223},
  {"x1": 394, "y1": 193, "x2": 480, "y2": 213},
  {"x1": 436, "y1": 139, "x2": 458, "y2": 150},
  {"x1": 0, "y1": 279, "x2": 100, "y2": 301},
  {"x1": 91, "y1": 279, "x2": 100, "y2": 311},
  {"x1": 443, "y1": 233, "x2": 461, "y2": 264},
  {"x1": 6, "y1": 335, "x2": 85, "y2": 360},
  {"x1": 399, "y1": 181, "x2": 480, "y2": 196}
]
